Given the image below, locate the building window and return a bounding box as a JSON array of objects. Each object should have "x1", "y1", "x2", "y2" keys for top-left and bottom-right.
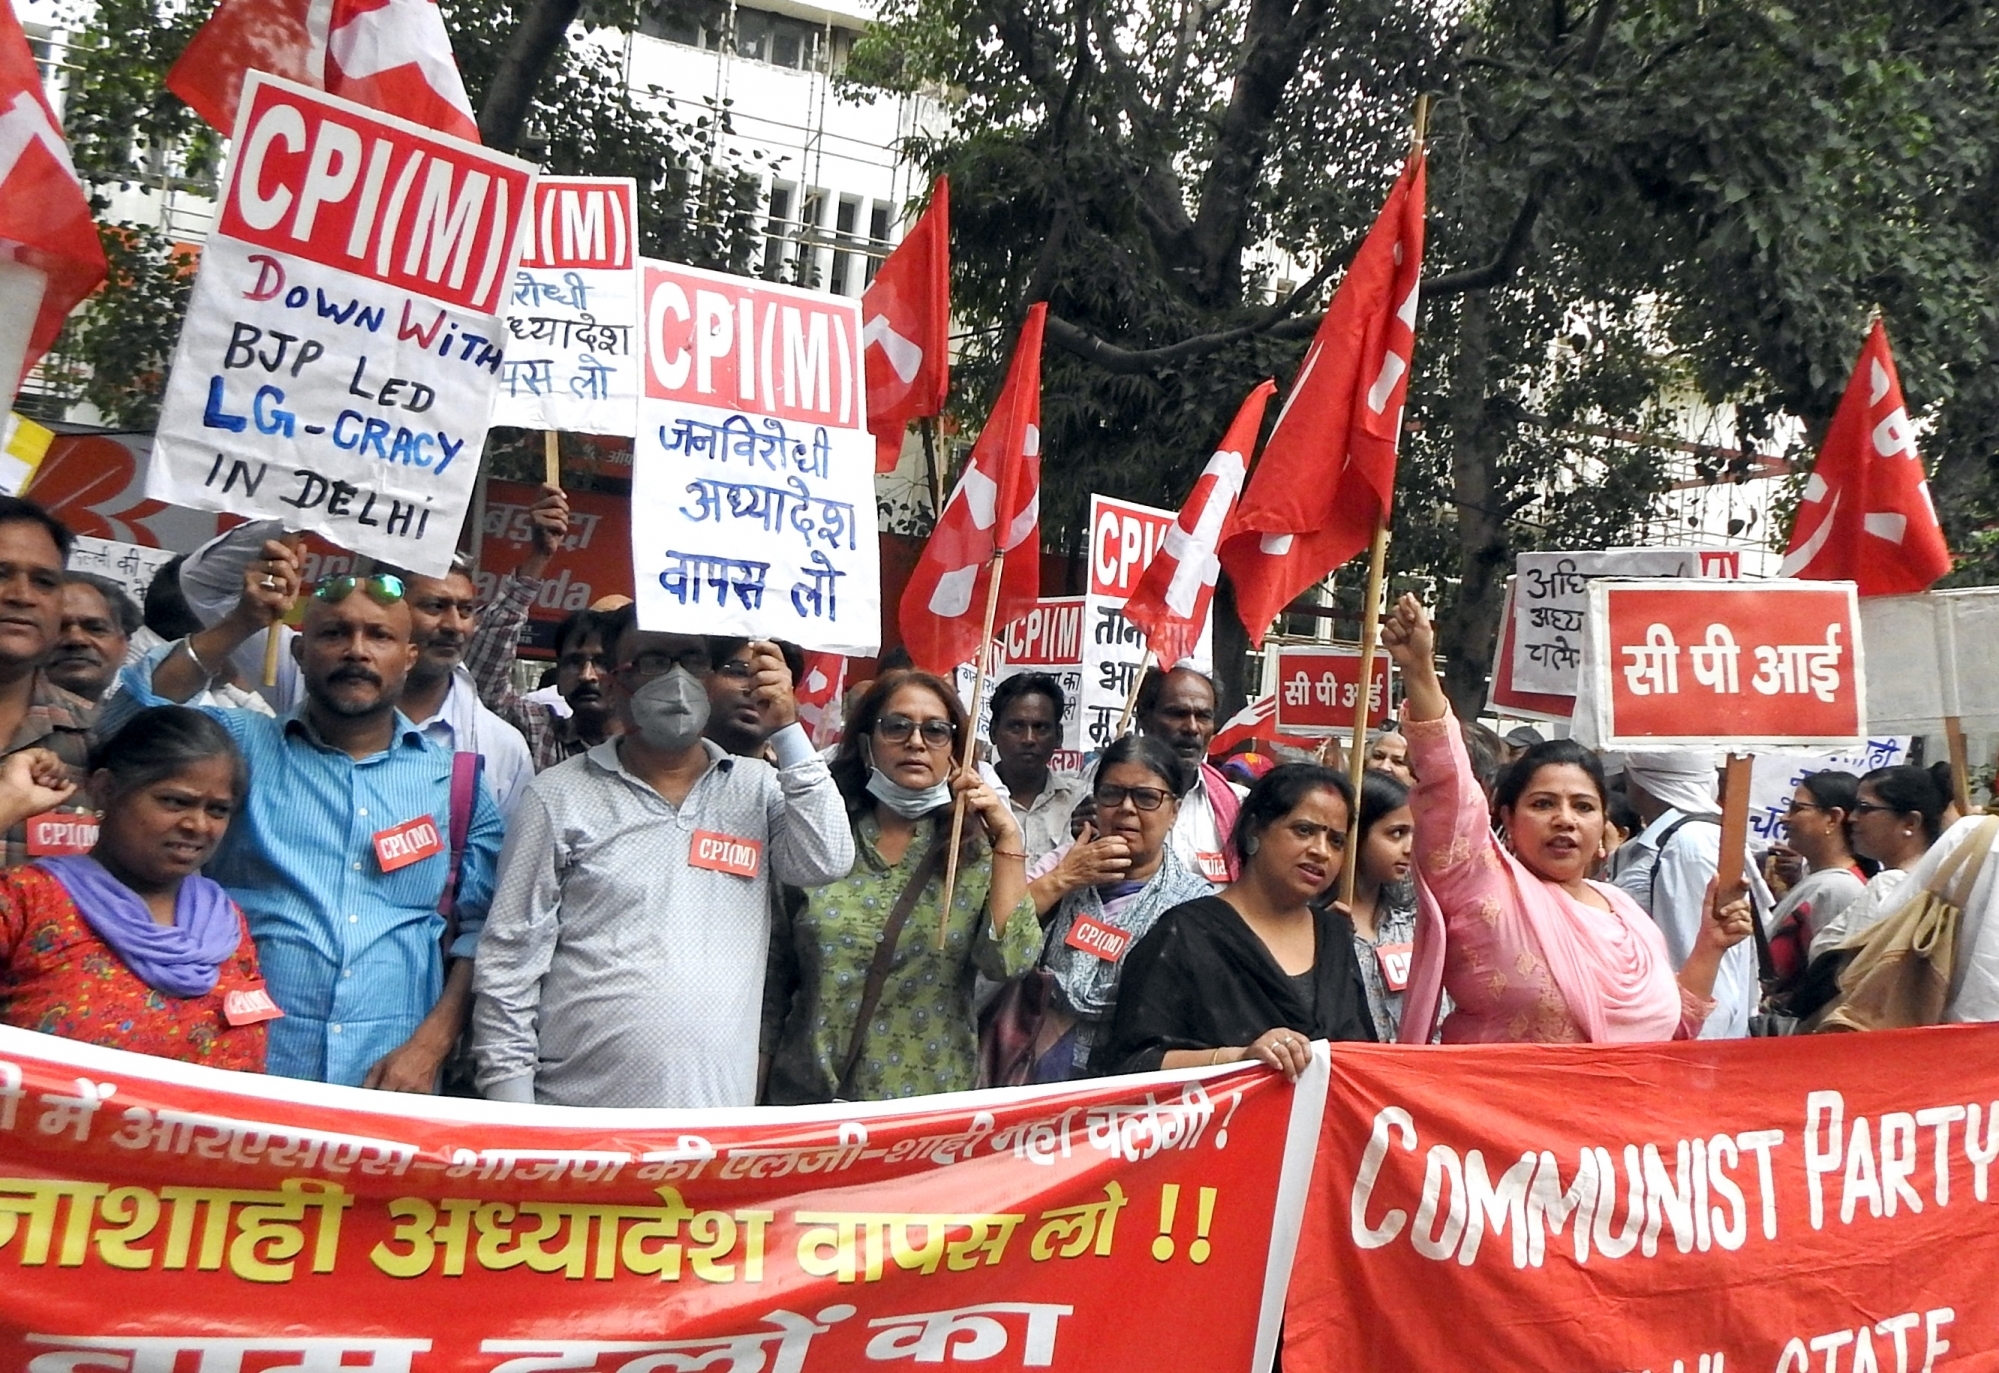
[
  {"x1": 864, "y1": 202, "x2": 892, "y2": 286},
  {"x1": 734, "y1": 6, "x2": 824, "y2": 69},
  {"x1": 829, "y1": 195, "x2": 861, "y2": 296},
  {"x1": 638, "y1": 0, "x2": 724, "y2": 48}
]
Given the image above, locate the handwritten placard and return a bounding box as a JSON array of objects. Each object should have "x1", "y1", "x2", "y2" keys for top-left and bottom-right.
[
  {"x1": 954, "y1": 596, "x2": 1087, "y2": 772},
  {"x1": 148, "y1": 73, "x2": 534, "y2": 576},
  {"x1": 1510, "y1": 549, "x2": 1699, "y2": 697},
  {"x1": 1081, "y1": 495, "x2": 1214, "y2": 750},
  {"x1": 1744, "y1": 738, "x2": 1910, "y2": 845},
  {"x1": 630, "y1": 260, "x2": 881, "y2": 654},
  {"x1": 490, "y1": 177, "x2": 640, "y2": 436},
  {"x1": 67, "y1": 536, "x2": 177, "y2": 603}
]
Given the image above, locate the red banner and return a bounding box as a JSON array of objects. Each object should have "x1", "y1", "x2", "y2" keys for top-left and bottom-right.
[
  {"x1": 1285, "y1": 1026, "x2": 1999, "y2": 1372},
  {"x1": 0, "y1": 1027, "x2": 1323, "y2": 1372},
  {"x1": 1587, "y1": 580, "x2": 1864, "y2": 748},
  {"x1": 1272, "y1": 646, "x2": 1391, "y2": 733}
]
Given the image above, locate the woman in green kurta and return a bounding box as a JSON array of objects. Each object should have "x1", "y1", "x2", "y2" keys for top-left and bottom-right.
[{"x1": 762, "y1": 669, "x2": 1040, "y2": 1102}]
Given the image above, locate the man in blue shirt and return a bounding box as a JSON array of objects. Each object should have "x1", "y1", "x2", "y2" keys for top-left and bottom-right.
[{"x1": 106, "y1": 538, "x2": 503, "y2": 1090}]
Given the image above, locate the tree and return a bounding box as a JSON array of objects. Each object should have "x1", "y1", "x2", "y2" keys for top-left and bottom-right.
[{"x1": 842, "y1": 0, "x2": 1999, "y2": 716}]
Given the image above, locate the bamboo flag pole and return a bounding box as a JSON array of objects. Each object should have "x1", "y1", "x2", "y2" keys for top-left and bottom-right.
[
  {"x1": 261, "y1": 532, "x2": 304, "y2": 687},
  {"x1": 1114, "y1": 637, "x2": 1151, "y2": 738},
  {"x1": 543, "y1": 430, "x2": 561, "y2": 488},
  {"x1": 1339, "y1": 523, "x2": 1391, "y2": 909},
  {"x1": 937, "y1": 551, "x2": 1008, "y2": 948},
  {"x1": 920, "y1": 418, "x2": 945, "y2": 514}
]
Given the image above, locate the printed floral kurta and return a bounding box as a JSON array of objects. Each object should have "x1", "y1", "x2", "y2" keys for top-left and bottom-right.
[
  {"x1": 0, "y1": 866, "x2": 269, "y2": 1070},
  {"x1": 763, "y1": 812, "x2": 1039, "y2": 1102}
]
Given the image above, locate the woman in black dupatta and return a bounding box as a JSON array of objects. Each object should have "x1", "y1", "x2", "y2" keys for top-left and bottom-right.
[{"x1": 1102, "y1": 764, "x2": 1377, "y2": 1079}]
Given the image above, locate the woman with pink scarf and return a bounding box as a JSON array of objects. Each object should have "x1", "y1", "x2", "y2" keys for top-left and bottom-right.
[{"x1": 1380, "y1": 595, "x2": 1753, "y2": 1044}]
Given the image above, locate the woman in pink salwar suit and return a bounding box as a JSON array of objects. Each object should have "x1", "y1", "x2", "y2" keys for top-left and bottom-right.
[{"x1": 1380, "y1": 595, "x2": 1754, "y2": 1045}]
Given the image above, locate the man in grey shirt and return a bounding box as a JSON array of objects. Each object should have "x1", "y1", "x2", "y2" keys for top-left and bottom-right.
[{"x1": 471, "y1": 609, "x2": 854, "y2": 1108}]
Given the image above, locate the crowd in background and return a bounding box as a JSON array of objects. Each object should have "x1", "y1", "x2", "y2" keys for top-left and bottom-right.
[{"x1": 0, "y1": 485, "x2": 1990, "y2": 1109}]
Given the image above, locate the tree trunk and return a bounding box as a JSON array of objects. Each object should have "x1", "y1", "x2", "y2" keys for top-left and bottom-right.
[
  {"x1": 477, "y1": 0, "x2": 583, "y2": 152},
  {"x1": 1437, "y1": 294, "x2": 1513, "y2": 719},
  {"x1": 1211, "y1": 574, "x2": 1253, "y2": 722}
]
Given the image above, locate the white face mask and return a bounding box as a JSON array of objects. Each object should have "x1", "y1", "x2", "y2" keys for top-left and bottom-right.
[
  {"x1": 629, "y1": 665, "x2": 710, "y2": 752},
  {"x1": 866, "y1": 767, "x2": 952, "y2": 818}
]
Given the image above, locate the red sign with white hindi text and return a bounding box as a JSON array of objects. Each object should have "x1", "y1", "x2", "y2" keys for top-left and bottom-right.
[
  {"x1": 217, "y1": 73, "x2": 531, "y2": 317},
  {"x1": 1273, "y1": 646, "x2": 1392, "y2": 733},
  {"x1": 1587, "y1": 580, "x2": 1864, "y2": 748},
  {"x1": 0, "y1": 1025, "x2": 1322, "y2": 1373}
]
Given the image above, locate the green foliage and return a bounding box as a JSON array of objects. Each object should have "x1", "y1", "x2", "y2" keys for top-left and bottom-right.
[
  {"x1": 54, "y1": 0, "x2": 218, "y2": 197},
  {"x1": 44, "y1": 223, "x2": 195, "y2": 429}
]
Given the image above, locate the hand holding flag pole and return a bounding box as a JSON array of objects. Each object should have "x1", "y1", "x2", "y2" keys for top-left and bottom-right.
[{"x1": 936, "y1": 550, "x2": 1008, "y2": 948}]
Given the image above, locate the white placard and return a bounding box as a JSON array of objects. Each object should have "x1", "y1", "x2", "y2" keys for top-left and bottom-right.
[
  {"x1": 148, "y1": 74, "x2": 534, "y2": 576},
  {"x1": 630, "y1": 260, "x2": 880, "y2": 654},
  {"x1": 1510, "y1": 549, "x2": 1699, "y2": 696},
  {"x1": 67, "y1": 536, "x2": 177, "y2": 603},
  {"x1": 1859, "y1": 588, "x2": 1999, "y2": 733},
  {"x1": 954, "y1": 597, "x2": 1087, "y2": 772},
  {"x1": 1744, "y1": 739, "x2": 1911, "y2": 848},
  {"x1": 491, "y1": 177, "x2": 641, "y2": 435},
  {"x1": 1080, "y1": 494, "x2": 1214, "y2": 752}
]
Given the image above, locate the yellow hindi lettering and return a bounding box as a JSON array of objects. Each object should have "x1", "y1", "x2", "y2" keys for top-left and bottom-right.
[{"x1": 0, "y1": 1177, "x2": 349, "y2": 1282}]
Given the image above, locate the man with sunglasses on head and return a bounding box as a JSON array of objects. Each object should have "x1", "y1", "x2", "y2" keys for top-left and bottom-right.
[
  {"x1": 106, "y1": 543, "x2": 505, "y2": 1092},
  {"x1": 471, "y1": 610, "x2": 852, "y2": 1109},
  {"x1": 174, "y1": 520, "x2": 532, "y2": 814}
]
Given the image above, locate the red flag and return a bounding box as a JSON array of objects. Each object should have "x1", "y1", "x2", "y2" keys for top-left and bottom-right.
[
  {"x1": 168, "y1": 0, "x2": 479, "y2": 143},
  {"x1": 862, "y1": 177, "x2": 950, "y2": 473},
  {"x1": 899, "y1": 302, "x2": 1045, "y2": 674},
  {"x1": 1122, "y1": 379, "x2": 1277, "y2": 668},
  {"x1": 1780, "y1": 319, "x2": 1951, "y2": 595},
  {"x1": 794, "y1": 650, "x2": 847, "y2": 749},
  {"x1": 1219, "y1": 153, "x2": 1426, "y2": 645},
  {"x1": 0, "y1": 0, "x2": 108, "y2": 400}
]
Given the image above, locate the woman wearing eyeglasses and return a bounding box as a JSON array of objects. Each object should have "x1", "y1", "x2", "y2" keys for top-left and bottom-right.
[
  {"x1": 761, "y1": 670, "x2": 1041, "y2": 1103},
  {"x1": 1765, "y1": 770, "x2": 1869, "y2": 984},
  {"x1": 1807, "y1": 764, "x2": 1947, "y2": 960},
  {"x1": 1016, "y1": 735, "x2": 1215, "y2": 1082},
  {"x1": 1101, "y1": 763, "x2": 1379, "y2": 1081}
]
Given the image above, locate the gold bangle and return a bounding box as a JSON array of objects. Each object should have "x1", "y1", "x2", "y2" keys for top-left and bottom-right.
[{"x1": 993, "y1": 848, "x2": 1028, "y2": 860}]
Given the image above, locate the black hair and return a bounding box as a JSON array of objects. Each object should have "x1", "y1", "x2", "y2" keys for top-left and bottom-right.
[
  {"x1": 1606, "y1": 787, "x2": 1641, "y2": 841},
  {"x1": 91, "y1": 705, "x2": 248, "y2": 803},
  {"x1": 61, "y1": 571, "x2": 142, "y2": 636},
  {"x1": 1358, "y1": 768, "x2": 1411, "y2": 840},
  {"x1": 1230, "y1": 763, "x2": 1353, "y2": 868},
  {"x1": 877, "y1": 645, "x2": 914, "y2": 673},
  {"x1": 1134, "y1": 664, "x2": 1214, "y2": 721},
  {"x1": 1930, "y1": 761, "x2": 1957, "y2": 809},
  {"x1": 601, "y1": 604, "x2": 743, "y2": 669},
  {"x1": 1859, "y1": 764, "x2": 1946, "y2": 844},
  {"x1": 552, "y1": 604, "x2": 625, "y2": 660},
  {"x1": 829, "y1": 670, "x2": 978, "y2": 863},
  {"x1": 1460, "y1": 719, "x2": 1504, "y2": 798},
  {"x1": 1493, "y1": 739, "x2": 1610, "y2": 815},
  {"x1": 142, "y1": 554, "x2": 202, "y2": 640},
  {"x1": 0, "y1": 496, "x2": 73, "y2": 562},
  {"x1": 990, "y1": 671, "x2": 1066, "y2": 726},
  {"x1": 1092, "y1": 733, "x2": 1190, "y2": 798}
]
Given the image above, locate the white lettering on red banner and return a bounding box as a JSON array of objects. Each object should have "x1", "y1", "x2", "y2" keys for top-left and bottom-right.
[
  {"x1": 1273, "y1": 646, "x2": 1393, "y2": 734},
  {"x1": 1081, "y1": 496, "x2": 1214, "y2": 750},
  {"x1": 1587, "y1": 580, "x2": 1864, "y2": 748}
]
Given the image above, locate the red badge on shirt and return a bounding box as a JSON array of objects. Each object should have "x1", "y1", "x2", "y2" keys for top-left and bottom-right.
[
  {"x1": 1065, "y1": 915, "x2": 1132, "y2": 962},
  {"x1": 689, "y1": 831, "x2": 763, "y2": 878},
  {"x1": 223, "y1": 986, "x2": 285, "y2": 1026},
  {"x1": 1195, "y1": 850, "x2": 1230, "y2": 883},
  {"x1": 374, "y1": 816, "x2": 444, "y2": 872},
  {"x1": 25, "y1": 812, "x2": 97, "y2": 856},
  {"x1": 1375, "y1": 942, "x2": 1414, "y2": 993}
]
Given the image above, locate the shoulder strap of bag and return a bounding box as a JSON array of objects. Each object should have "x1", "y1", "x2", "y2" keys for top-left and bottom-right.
[
  {"x1": 1927, "y1": 816, "x2": 1999, "y2": 912},
  {"x1": 1646, "y1": 813, "x2": 1778, "y2": 984},
  {"x1": 437, "y1": 751, "x2": 484, "y2": 955},
  {"x1": 1645, "y1": 813, "x2": 1719, "y2": 911},
  {"x1": 835, "y1": 836, "x2": 951, "y2": 1099}
]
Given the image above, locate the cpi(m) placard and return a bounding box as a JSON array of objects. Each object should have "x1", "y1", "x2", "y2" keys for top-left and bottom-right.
[
  {"x1": 1082, "y1": 495, "x2": 1214, "y2": 750},
  {"x1": 1584, "y1": 579, "x2": 1864, "y2": 749},
  {"x1": 631, "y1": 261, "x2": 881, "y2": 655},
  {"x1": 150, "y1": 73, "x2": 534, "y2": 576},
  {"x1": 492, "y1": 177, "x2": 641, "y2": 435}
]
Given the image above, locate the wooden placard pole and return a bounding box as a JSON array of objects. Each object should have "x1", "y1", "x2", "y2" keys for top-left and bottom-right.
[
  {"x1": 920, "y1": 418, "x2": 944, "y2": 514},
  {"x1": 1714, "y1": 753, "x2": 1754, "y2": 899},
  {"x1": 543, "y1": 430, "x2": 561, "y2": 488},
  {"x1": 937, "y1": 551, "x2": 1008, "y2": 948},
  {"x1": 260, "y1": 532, "x2": 304, "y2": 687},
  {"x1": 1115, "y1": 636, "x2": 1152, "y2": 739},
  {"x1": 1945, "y1": 716, "x2": 1974, "y2": 815},
  {"x1": 1339, "y1": 521, "x2": 1391, "y2": 909}
]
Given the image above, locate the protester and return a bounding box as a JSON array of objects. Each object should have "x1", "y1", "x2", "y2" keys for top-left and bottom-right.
[
  {"x1": 1807, "y1": 764, "x2": 1947, "y2": 958},
  {"x1": 1501, "y1": 725, "x2": 1547, "y2": 764},
  {"x1": 50, "y1": 572, "x2": 138, "y2": 703},
  {"x1": 1766, "y1": 770, "x2": 1869, "y2": 983},
  {"x1": 1612, "y1": 750, "x2": 1763, "y2": 1039},
  {"x1": 1344, "y1": 770, "x2": 1423, "y2": 1043},
  {"x1": 1102, "y1": 763, "x2": 1376, "y2": 1077},
  {"x1": 703, "y1": 638, "x2": 794, "y2": 758},
  {"x1": 1134, "y1": 666, "x2": 1244, "y2": 883},
  {"x1": 472, "y1": 616, "x2": 852, "y2": 1109},
  {"x1": 1023, "y1": 734, "x2": 1214, "y2": 1081},
  {"x1": 984, "y1": 672, "x2": 1090, "y2": 862},
  {"x1": 1364, "y1": 728, "x2": 1413, "y2": 785},
  {"x1": 762, "y1": 670, "x2": 1039, "y2": 1103},
  {"x1": 1380, "y1": 594, "x2": 1753, "y2": 1044},
  {"x1": 135, "y1": 555, "x2": 273, "y2": 715},
  {"x1": 0, "y1": 712, "x2": 270, "y2": 1069},
  {"x1": 463, "y1": 486, "x2": 623, "y2": 772},
  {"x1": 1894, "y1": 814, "x2": 1999, "y2": 1022},
  {"x1": 108, "y1": 541, "x2": 504, "y2": 1090},
  {"x1": 1603, "y1": 788, "x2": 1640, "y2": 870},
  {"x1": 0, "y1": 498, "x2": 93, "y2": 864}
]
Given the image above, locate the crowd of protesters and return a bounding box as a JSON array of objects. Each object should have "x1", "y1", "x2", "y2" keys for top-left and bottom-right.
[{"x1": 0, "y1": 486, "x2": 1988, "y2": 1107}]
